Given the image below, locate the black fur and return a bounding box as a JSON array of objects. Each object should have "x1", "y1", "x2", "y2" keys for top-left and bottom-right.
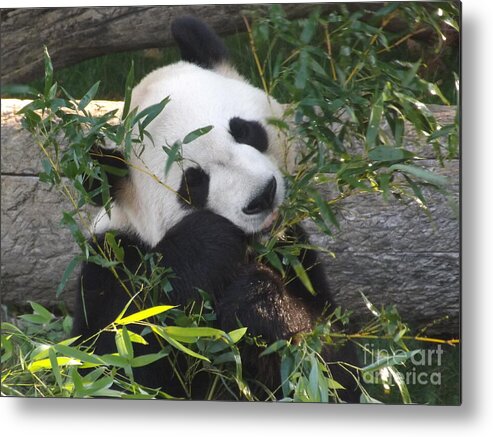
[
  {"x1": 171, "y1": 16, "x2": 229, "y2": 69},
  {"x1": 229, "y1": 117, "x2": 269, "y2": 153},
  {"x1": 83, "y1": 145, "x2": 128, "y2": 206},
  {"x1": 72, "y1": 210, "x2": 360, "y2": 401},
  {"x1": 72, "y1": 210, "x2": 246, "y2": 397},
  {"x1": 177, "y1": 167, "x2": 210, "y2": 209}
]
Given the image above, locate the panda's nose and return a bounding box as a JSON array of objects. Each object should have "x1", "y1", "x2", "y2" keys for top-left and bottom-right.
[{"x1": 243, "y1": 177, "x2": 277, "y2": 215}]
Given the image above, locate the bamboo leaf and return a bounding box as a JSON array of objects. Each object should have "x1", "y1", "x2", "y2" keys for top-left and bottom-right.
[
  {"x1": 283, "y1": 253, "x2": 316, "y2": 296},
  {"x1": 389, "y1": 163, "x2": 448, "y2": 187},
  {"x1": 388, "y1": 365, "x2": 412, "y2": 404},
  {"x1": 78, "y1": 81, "x2": 100, "y2": 110},
  {"x1": 130, "y1": 351, "x2": 169, "y2": 368},
  {"x1": 28, "y1": 356, "x2": 80, "y2": 372},
  {"x1": 53, "y1": 344, "x2": 104, "y2": 366},
  {"x1": 366, "y1": 92, "x2": 385, "y2": 149},
  {"x1": 368, "y1": 146, "x2": 415, "y2": 162},
  {"x1": 362, "y1": 350, "x2": 419, "y2": 373},
  {"x1": 43, "y1": 46, "x2": 53, "y2": 97},
  {"x1": 151, "y1": 326, "x2": 210, "y2": 362},
  {"x1": 56, "y1": 256, "x2": 82, "y2": 297},
  {"x1": 116, "y1": 305, "x2": 175, "y2": 325},
  {"x1": 29, "y1": 301, "x2": 54, "y2": 322},
  {"x1": 133, "y1": 97, "x2": 170, "y2": 131},
  {"x1": 115, "y1": 326, "x2": 134, "y2": 360},
  {"x1": 259, "y1": 339, "x2": 288, "y2": 357},
  {"x1": 48, "y1": 347, "x2": 64, "y2": 391},
  {"x1": 227, "y1": 327, "x2": 248, "y2": 344},
  {"x1": 164, "y1": 326, "x2": 225, "y2": 339},
  {"x1": 182, "y1": 125, "x2": 214, "y2": 144},
  {"x1": 122, "y1": 60, "x2": 134, "y2": 120}
]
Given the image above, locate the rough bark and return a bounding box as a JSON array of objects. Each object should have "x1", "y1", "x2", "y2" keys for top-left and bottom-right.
[
  {"x1": 0, "y1": 99, "x2": 460, "y2": 335},
  {"x1": 0, "y1": 4, "x2": 336, "y2": 84},
  {"x1": 1, "y1": 3, "x2": 457, "y2": 85}
]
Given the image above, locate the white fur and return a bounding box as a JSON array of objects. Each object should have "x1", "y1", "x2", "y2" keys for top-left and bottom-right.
[{"x1": 94, "y1": 61, "x2": 291, "y2": 247}]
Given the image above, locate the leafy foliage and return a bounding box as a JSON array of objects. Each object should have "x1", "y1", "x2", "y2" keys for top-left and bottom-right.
[{"x1": 1, "y1": 3, "x2": 459, "y2": 403}]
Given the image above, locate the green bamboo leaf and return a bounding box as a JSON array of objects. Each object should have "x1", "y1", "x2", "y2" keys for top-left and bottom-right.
[
  {"x1": 283, "y1": 253, "x2": 316, "y2": 295},
  {"x1": 104, "y1": 232, "x2": 124, "y2": 264},
  {"x1": 366, "y1": 92, "x2": 385, "y2": 149},
  {"x1": 134, "y1": 97, "x2": 170, "y2": 131},
  {"x1": 82, "y1": 376, "x2": 115, "y2": 397},
  {"x1": 368, "y1": 146, "x2": 415, "y2": 162},
  {"x1": 295, "y1": 49, "x2": 310, "y2": 90},
  {"x1": 360, "y1": 291, "x2": 380, "y2": 317},
  {"x1": 48, "y1": 347, "x2": 64, "y2": 391},
  {"x1": 78, "y1": 81, "x2": 100, "y2": 110},
  {"x1": 122, "y1": 60, "x2": 134, "y2": 120},
  {"x1": 313, "y1": 191, "x2": 339, "y2": 230},
  {"x1": 53, "y1": 344, "x2": 104, "y2": 366},
  {"x1": 362, "y1": 350, "x2": 419, "y2": 373},
  {"x1": 99, "y1": 353, "x2": 128, "y2": 368},
  {"x1": 115, "y1": 327, "x2": 134, "y2": 360},
  {"x1": 1, "y1": 335, "x2": 13, "y2": 362},
  {"x1": 151, "y1": 326, "x2": 210, "y2": 362},
  {"x1": 182, "y1": 125, "x2": 214, "y2": 144},
  {"x1": 300, "y1": 11, "x2": 319, "y2": 44},
  {"x1": 308, "y1": 357, "x2": 321, "y2": 401},
  {"x1": 28, "y1": 356, "x2": 80, "y2": 372},
  {"x1": 280, "y1": 353, "x2": 294, "y2": 398},
  {"x1": 116, "y1": 305, "x2": 175, "y2": 325},
  {"x1": 125, "y1": 329, "x2": 149, "y2": 345},
  {"x1": 265, "y1": 250, "x2": 285, "y2": 274},
  {"x1": 29, "y1": 301, "x2": 54, "y2": 322},
  {"x1": 403, "y1": 174, "x2": 427, "y2": 205},
  {"x1": 260, "y1": 339, "x2": 288, "y2": 357},
  {"x1": 19, "y1": 314, "x2": 48, "y2": 325},
  {"x1": 213, "y1": 352, "x2": 236, "y2": 365},
  {"x1": 388, "y1": 365, "x2": 412, "y2": 404},
  {"x1": 389, "y1": 163, "x2": 448, "y2": 187},
  {"x1": 163, "y1": 141, "x2": 183, "y2": 176},
  {"x1": 131, "y1": 351, "x2": 169, "y2": 368},
  {"x1": 43, "y1": 46, "x2": 53, "y2": 97},
  {"x1": 227, "y1": 327, "x2": 248, "y2": 344},
  {"x1": 164, "y1": 326, "x2": 225, "y2": 339},
  {"x1": 56, "y1": 256, "x2": 82, "y2": 297},
  {"x1": 428, "y1": 124, "x2": 456, "y2": 141},
  {"x1": 327, "y1": 378, "x2": 346, "y2": 390}
]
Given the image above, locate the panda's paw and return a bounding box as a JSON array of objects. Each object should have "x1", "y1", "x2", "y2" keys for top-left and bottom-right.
[{"x1": 217, "y1": 263, "x2": 313, "y2": 342}]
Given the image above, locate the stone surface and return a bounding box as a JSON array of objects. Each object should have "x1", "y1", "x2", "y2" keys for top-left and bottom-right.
[{"x1": 0, "y1": 99, "x2": 460, "y2": 335}]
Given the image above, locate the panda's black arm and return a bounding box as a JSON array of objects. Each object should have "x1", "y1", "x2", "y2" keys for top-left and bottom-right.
[
  {"x1": 216, "y1": 224, "x2": 336, "y2": 342},
  {"x1": 155, "y1": 209, "x2": 247, "y2": 304},
  {"x1": 72, "y1": 210, "x2": 247, "y2": 343}
]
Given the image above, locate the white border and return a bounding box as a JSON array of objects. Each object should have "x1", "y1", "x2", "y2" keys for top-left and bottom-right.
[{"x1": 2, "y1": 0, "x2": 493, "y2": 434}]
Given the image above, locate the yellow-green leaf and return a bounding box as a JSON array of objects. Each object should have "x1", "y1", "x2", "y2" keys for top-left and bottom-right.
[
  {"x1": 28, "y1": 357, "x2": 80, "y2": 372},
  {"x1": 116, "y1": 305, "x2": 175, "y2": 325}
]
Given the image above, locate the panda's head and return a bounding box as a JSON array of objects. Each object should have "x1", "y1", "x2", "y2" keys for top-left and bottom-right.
[{"x1": 91, "y1": 17, "x2": 294, "y2": 247}]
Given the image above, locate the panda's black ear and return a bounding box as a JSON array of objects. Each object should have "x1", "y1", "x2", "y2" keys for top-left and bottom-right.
[
  {"x1": 171, "y1": 16, "x2": 229, "y2": 69},
  {"x1": 84, "y1": 145, "x2": 129, "y2": 206}
]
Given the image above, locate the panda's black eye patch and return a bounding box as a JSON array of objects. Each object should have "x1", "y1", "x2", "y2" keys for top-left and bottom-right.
[
  {"x1": 177, "y1": 167, "x2": 210, "y2": 209},
  {"x1": 229, "y1": 117, "x2": 268, "y2": 153}
]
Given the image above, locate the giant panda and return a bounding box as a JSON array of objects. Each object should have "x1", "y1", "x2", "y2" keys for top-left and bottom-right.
[{"x1": 71, "y1": 16, "x2": 360, "y2": 402}]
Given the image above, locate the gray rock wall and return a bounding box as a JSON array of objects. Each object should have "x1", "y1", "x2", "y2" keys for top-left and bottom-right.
[{"x1": 0, "y1": 99, "x2": 460, "y2": 334}]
